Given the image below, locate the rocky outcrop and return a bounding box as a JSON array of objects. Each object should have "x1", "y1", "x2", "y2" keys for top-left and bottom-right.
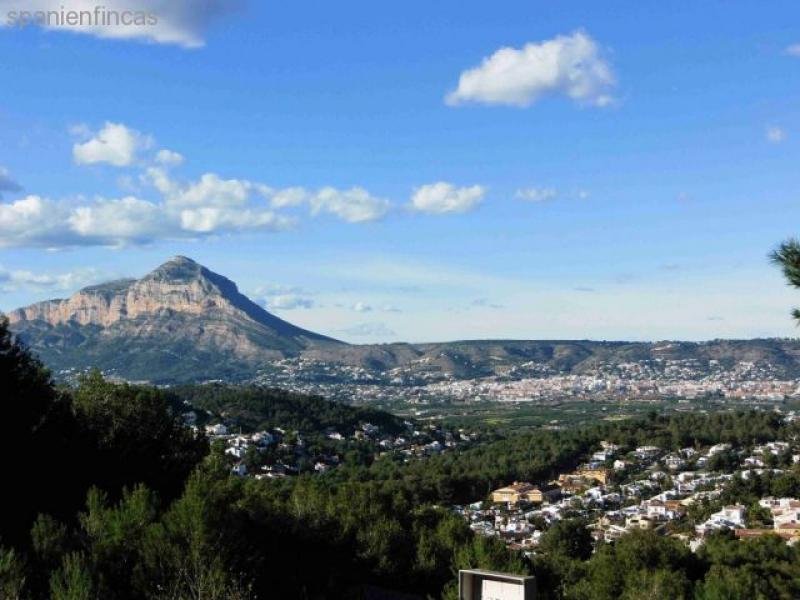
[
  {"x1": 7, "y1": 256, "x2": 341, "y2": 380},
  {"x1": 8, "y1": 257, "x2": 316, "y2": 332},
  {"x1": 8, "y1": 279, "x2": 136, "y2": 327}
]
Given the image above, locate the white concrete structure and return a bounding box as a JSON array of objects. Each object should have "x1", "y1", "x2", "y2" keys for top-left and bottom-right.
[{"x1": 459, "y1": 570, "x2": 536, "y2": 600}]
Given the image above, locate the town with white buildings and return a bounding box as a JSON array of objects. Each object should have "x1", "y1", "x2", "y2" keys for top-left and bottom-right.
[
  {"x1": 197, "y1": 417, "x2": 480, "y2": 479},
  {"x1": 247, "y1": 356, "x2": 800, "y2": 406},
  {"x1": 452, "y1": 413, "x2": 800, "y2": 556}
]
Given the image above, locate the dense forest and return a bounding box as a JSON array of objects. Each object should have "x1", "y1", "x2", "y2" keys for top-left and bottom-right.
[
  {"x1": 170, "y1": 383, "x2": 407, "y2": 435},
  {"x1": 4, "y1": 317, "x2": 800, "y2": 599}
]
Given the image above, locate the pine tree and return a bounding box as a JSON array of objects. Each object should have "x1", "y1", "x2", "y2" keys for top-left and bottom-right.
[{"x1": 770, "y1": 238, "x2": 800, "y2": 322}]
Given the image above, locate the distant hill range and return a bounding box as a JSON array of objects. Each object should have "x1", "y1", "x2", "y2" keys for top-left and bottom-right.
[{"x1": 7, "y1": 256, "x2": 800, "y2": 384}]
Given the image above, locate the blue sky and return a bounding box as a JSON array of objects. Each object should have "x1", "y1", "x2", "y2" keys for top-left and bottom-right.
[{"x1": 1, "y1": 1, "x2": 800, "y2": 342}]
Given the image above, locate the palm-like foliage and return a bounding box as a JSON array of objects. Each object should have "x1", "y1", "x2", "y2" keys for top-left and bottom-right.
[{"x1": 770, "y1": 238, "x2": 800, "y2": 322}]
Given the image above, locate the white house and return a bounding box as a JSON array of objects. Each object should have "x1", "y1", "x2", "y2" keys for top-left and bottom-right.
[{"x1": 205, "y1": 423, "x2": 228, "y2": 436}]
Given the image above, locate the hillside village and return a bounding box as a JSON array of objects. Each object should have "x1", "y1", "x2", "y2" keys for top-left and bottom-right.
[
  {"x1": 197, "y1": 417, "x2": 480, "y2": 478},
  {"x1": 454, "y1": 410, "x2": 800, "y2": 556},
  {"x1": 248, "y1": 356, "x2": 800, "y2": 406}
]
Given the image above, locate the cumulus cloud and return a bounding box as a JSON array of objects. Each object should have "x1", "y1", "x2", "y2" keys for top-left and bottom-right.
[
  {"x1": 766, "y1": 126, "x2": 786, "y2": 144},
  {"x1": 267, "y1": 186, "x2": 391, "y2": 222},
  {"x1": 159, "y1": 171, "x2": 267, "y2": 208},
  {"x1": 0, "y1": 0, "x2": 240, "y2": 48},
  {"x1": 0, "y1": 265, "x2": 100, "y2": 292},
  {"x1": 516, "y1": 187, "x2": 557, "y2": 202},
  {"x1": 409, "y1": 182, "x2": 485, "y2": 214},
  {"x1": 0, "y1": 195, "x2": 70, "y2": 248},
  {"x1": 256, "y1": 284, "x2": 316, "y2": 311},
  {"x1": 0, "y1": 183, "x2": 290, "y2": 249},
  {"x1": 68, "y1": 196, "x2": 168, "y2": 243},
  {"x1": 309, "y1": 187, "x2": 390, "y2": 223},
  {"x1": 269, "y1": 187, "x2": 307, "y2": 209},
  {"x1": 446, "y1": 31, "x2": 615, "y2": 108},
  {"x1": 141, "y1": 168, "x2": 288, "y2": 235},
  {"x1": 1, "y1": 124, "x2": 409, "y2": 248},
  {"x1": 0, "y1": 167, "x2": 22, "y2": 198},
  {"x1": 73, "y1": 122, "x2": 152, "y2": 166},
  {"x1": 265, "y1": 294, "x2": 315, "y2": 310},
  {"x1": 155, "y1": 148, "x2": 184, "y2": 166},
  {"x1": 0, "y1": 161, "x2": 402, "y2": 248},
  {"x1": 351, "y1": 301, "x2": 373, "y2": 313},
  {"x1": 180, "y1": 206, "x2": 287, "y2": 233}
]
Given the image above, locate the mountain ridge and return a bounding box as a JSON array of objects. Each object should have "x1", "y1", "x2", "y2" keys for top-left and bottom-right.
[
  {"x1": 6, "y1": 256, "x2": 342, "y2": 381},
  {"x1": 7, "y1": 257, "x2": 800, "y2": 384},
  {"x1": 9, "y1": 256, "x2": 334, "y2": 340}
]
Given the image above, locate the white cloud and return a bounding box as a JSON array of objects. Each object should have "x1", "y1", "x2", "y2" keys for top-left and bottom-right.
[
  {"x1": 267, "y1": 186, "x2": 391, "y2": 222},
  {"x1": 352, "y1": 301, "x2": 373, "y2": 313},
  {"x1": 270, "y1": 187, "x2": 308, "y2": 208},
  {"x1": 516, "y1": 187, "x2": 557, "y2": 202},
  {"x1": 309, "y1": 187, "x2": 390, "y2": 223},
  {"x1": 1, "y1": 162, "x2": 404, "y2": 248},
  {"x1": 0, "y1": 0, "x2": 239, "y2": 48},
  {"x1": 0, "y1": 166, "x2": 22, "y2": 198},
  {"x1": 265, "y1": 294, "x2": 314, "y2": 310},
  {"x1": 785, "y1": 44, "x2": 800, "y2": 57},
  {"x1": 155, "y1": 148, "x2": 184, "y2": 166},
  {"x1": 68, "y1": 196, "x2": 168, "y2": 243},
  {"x1": 0, "y1": 189, "x2": 289, "y2": 249},
  {"x1": 143, "y1": 166, "x2": 177, "y2": 195},
  {"x1": 179, "y1": 206, "x2": 288, "y2": 233},
  {"x1": 165, "y1": 172, "x2": 257, "y2": 207},
  {"x1": 1, "y1": 126, "x2": 411, "y2": 248},
  {"x1": 142, "y1": 168, "x2": 288, "y2": 235},
  {"x1": 73, "y1": 122, "x2": 152, "y2": 166},
  {"x1": 409, "y1": 182, "x2": 485, "y2": 214},
  {"x1": 766, "y1": 126, "x2": 786, "y2": 144},
  {"x1": 0, "y1": 195, "x2": 70, "y2": 248},
  {"x1": 0, "y1": 265, "x2": 99, "y2": 292},
  {"x1": 446, "y1": 31, "x2": 615, "y2": 108},
  {"x1": 0, "y1": 194, "x2": 170, "y2": 248}
]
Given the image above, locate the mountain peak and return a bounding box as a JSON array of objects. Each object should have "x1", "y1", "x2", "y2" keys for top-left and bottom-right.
[
  {"x1": 167, "y1": 255, "x2": 198, "y2": 266},
  {"x1": 145, "y1": 255, "x2": 205, "y2": 283},
  {"x1": 8, "y1": 256, "x2": 341, "y2": 382}
]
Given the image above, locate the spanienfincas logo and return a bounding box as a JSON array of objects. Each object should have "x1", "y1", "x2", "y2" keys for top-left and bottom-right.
[{"x1": 6, "y1": 5, "x2": 158, "y2": 28}]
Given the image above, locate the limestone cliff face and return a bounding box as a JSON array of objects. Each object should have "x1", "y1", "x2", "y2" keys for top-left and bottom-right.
[
  {"x1": 7, "y1": 256, "x2": 341, "y2": 376},
  {"x1": 9, "y1": 279, "x2": 136, "y2": 327},
  {"x1": 9, "y1": 257, "x2": 269, "y2": 328}
]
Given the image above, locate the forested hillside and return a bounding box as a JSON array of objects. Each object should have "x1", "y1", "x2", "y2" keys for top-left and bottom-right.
[
  {"x1": 5, "y1": 317, "x2": 800, "y2": 599},
  {"x1": 171, "y1": 383, "x2": 406, "y2": 434}
]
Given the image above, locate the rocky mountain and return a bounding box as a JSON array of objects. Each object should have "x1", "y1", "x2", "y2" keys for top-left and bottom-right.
[
  {"x1": 7, "y1": 256, "x2": 341, "y2": 382},
  {"x1": 7, "y1": 256, "x2": 800, "y2": 385}
]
